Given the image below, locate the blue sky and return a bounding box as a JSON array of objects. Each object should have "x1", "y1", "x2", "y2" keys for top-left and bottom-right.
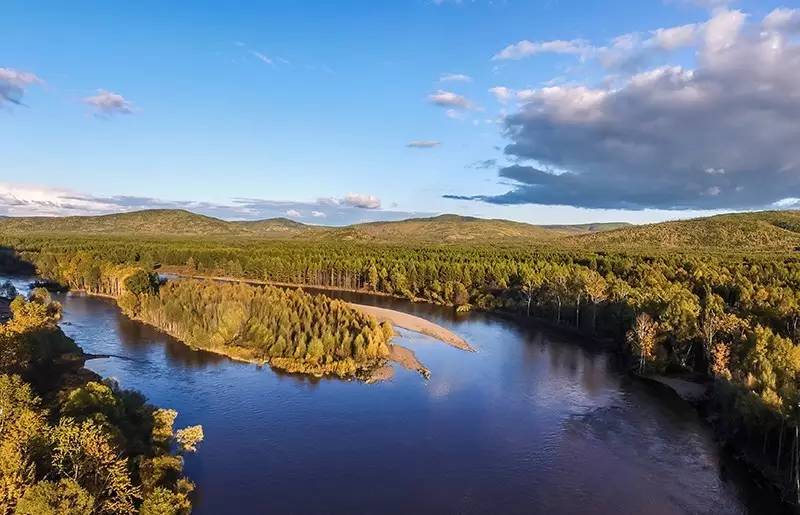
[{"x1": 3, "y1": 0, "x2": 800, "y2": 225}]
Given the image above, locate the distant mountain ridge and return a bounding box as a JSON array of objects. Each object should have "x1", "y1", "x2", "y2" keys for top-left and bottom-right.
[
  {"x1": 0, "y1": 209, "x2": 624, "y2": 242},
  {"x1": 3, "y1": 208, "x2": 800, "y2": 251}
]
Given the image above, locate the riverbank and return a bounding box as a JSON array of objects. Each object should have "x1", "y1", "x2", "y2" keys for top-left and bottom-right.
[
  {"x1": 642, "y1": 374, "x2": 709, "y2": 403},
  {"x1": 636, "y1": 372, "x2": 797, "y2": 513},
  {"x1": 68, "y1": 284, "x2": 397, "y2": 382},
  {"x1": 351, "y1": 303, "x2": 474, "y2": 352},
  {"x1": 3, "y1": 268, "x2": 787, "y2": 514}
]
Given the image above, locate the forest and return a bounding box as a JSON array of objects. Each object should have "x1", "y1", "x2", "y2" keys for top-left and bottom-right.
[
  {"x1": 0, "y1": 285, "x2": 203, "y2": 514},
  {"x1": 15, "y1": 252, "x2": 394, "y2": 379},
  {"x1": 131, "y1": 279, "x2": 394, "y2": 378},
  {"x1": 2, "y1": 230, "x2": 800, "y2": 504}
]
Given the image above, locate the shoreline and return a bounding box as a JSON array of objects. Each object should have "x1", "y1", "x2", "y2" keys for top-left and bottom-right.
[
  {"x1": 71, "y1": 287, "x2": 410, "y2": 382},
  {"x1": 350, "y1": 303, "x2": 474, "y2": 352},
  {"x1": 16, "y1": 272, "x2": 798, "y2": 509},
  {"x1": 635, "y1": 373, "x2": 796, "y2": 513}
]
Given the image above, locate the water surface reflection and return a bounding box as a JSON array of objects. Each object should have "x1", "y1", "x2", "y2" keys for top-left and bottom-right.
[{"x1": 2, "y1": 275, "x2": 785, "y2": 514}]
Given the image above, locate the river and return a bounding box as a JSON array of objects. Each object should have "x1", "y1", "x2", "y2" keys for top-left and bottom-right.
[{"x1": 1, "y1": 275, "x2": 786, "y2": 514}]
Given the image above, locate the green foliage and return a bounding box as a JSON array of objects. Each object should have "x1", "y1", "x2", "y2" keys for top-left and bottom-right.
[
  {"x1": 7, "y1": 208, "x2": 800, "y2": 501},
  {"x1": 132, "y1": 280, "x2": 392, "y2": 378},
  {"x1": 175, "y1": 426, "x2": 203, "y2": 454},
  {"x1": 139, "y1": 487, "x2": 191, "y2": 515},
  {"x1": 0, "y1": 287, "x2": 200, "y2": 514},
  {"x1": 124, "y1": 270, "x2": 159, "y2": 297},
  {"x1": 14, "y1": 479, "x2": 95, "y2": 515}
]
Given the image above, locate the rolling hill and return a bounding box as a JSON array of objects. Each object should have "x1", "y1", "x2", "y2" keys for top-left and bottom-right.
[
  {"x1": 0, "y1": 210, "x2": 616, "y2": 242},
  {"x1": 3, "y1": 208, "x2": 800, "y2": 251},
  {"x1": 0, "y1": 209, "x2": 317, "y2": 238},
  {"x1": 571, "y1": 211, "x2": 800, "y2": 252},
  {"x1": 338, "y1": 214, "x2": 564, "y2": 242}
]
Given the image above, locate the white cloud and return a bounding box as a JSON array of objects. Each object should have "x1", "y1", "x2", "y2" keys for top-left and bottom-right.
[
  {"x1": 0, "y1": 182, "x2": 414, "y2": 225},
  {"x1": 439, "y1": 73, "x2": 472, "y2": 82},
  {"x1": 493, "y1": 39, "x2": 591, "y2": 60},
  {"x1": 428, "y1": 89, "x2": 474, "y2": 110},
  {"x1": 406, "y1": 140, "x2": 441, "y2": 148},
  {"x1": 489, "y1": 86, "x2": 513, "y2": 103},
  {"x1": 83, "y1": 89, "x2": 135, "y2": 117},
  {"x1": 450, "y1": 7, "x2": 800, "y2": 211},
  {"x1": 763, "y1": 8, "x2": 800, "y2": 33},
  {"x1": 491, "y1": 16, "x2": 715, "y2": 73},
  {"x1": 342, "y1": 193, "x2": 381, "y2": 209},
  {"x1": 0, "y1": 182, "x2": 118, "y2": 216},
  {"x1": 0, "y1": 67, "x2": 42, "y2": 107},
  {"x1": 703, "y1": 8, "x2": 746, "y2": 53},
  {"x1": 651, "y1": 23, "x2": 701, "y2": 50}
]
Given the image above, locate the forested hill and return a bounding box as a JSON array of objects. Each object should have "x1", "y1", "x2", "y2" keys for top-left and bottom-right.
[
  {"x1": 0, "y1": 210, "x2": 618, "y2": 242},
  {"x1": 0, "y1": 209, "x2": 319, "y2": 238},
  {"x1": 4, "y1": 208, "x2": 800, "y2": 251},
  {"x1": 339, "y1": 214, "x2": 571, "y2": 242},
  {"x1": 570, "y1": 211, "x2": 800, "y2": 252}
]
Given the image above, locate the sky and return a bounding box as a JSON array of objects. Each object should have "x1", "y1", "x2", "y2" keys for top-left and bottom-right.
[{"x1": 3, "y1": 0, "x2": 800, "y2": 225}]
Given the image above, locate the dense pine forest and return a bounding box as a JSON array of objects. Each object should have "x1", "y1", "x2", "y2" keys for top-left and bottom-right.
[
  {"x1": 14, "y1": 252, "x2": 394, "y2": 378},
  {"x1": 132, "y1": 280, "x2": 394, "y2": 378},
  {"x1": 0, "y1": 286, "x2": 202, "y2": 514},
  {"x1": 2, "y1": 208, "x2": 800, "y2": 504}
]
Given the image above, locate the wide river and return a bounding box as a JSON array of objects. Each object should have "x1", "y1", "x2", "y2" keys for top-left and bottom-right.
[{"x1": 2, "y1": 275, "x2": 786, "y2": 514}]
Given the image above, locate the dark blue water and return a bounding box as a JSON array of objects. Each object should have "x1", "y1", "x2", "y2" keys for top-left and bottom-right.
[{"x1": 2, "y1": 275, "x2": 783, "y2": 514}]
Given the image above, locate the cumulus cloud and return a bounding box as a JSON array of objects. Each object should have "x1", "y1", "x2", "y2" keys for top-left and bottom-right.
[
  {"x1": 342, "y1": 193, "x2": 381, "y2": 209},
  {"x1": 406, "y1": 140, "x2": 441, "y2": 148},
  {"x1": 0, "y1": 183, "x2": 416, "y2": 226},
  {"x1": 763, "y1": 8, "x2": 800, "y2": 33},
  {"x1": 0, "y1": 67, "x2": 42, "y2": 107},
  {"x1": 493, "y1": 19, "x2": 704, "y2": 72},
  {"x1": 449, "y1": 8, "x2": 800, "y2": 211},
  {"x1": 652, "y1": 23, "x2": 702, "y2": 50},
  {"x1": 493, "y1": 39, "x2": 591, "y2": 60},
  {"x1": 489, "y1": 86, "x2": 513, "y2": 103},
  {"x1": 83, "y1": 89, "x2": 135, "y2": 117},
  {"x1": 428, "y1": 90, "x2": 474, "y2": 110},
  {"x1": 439, "y1": 73, "x2": 472, "y2": 82}
]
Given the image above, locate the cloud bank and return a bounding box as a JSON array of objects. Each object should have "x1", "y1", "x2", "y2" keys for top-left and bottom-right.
[
  {"x1": 452, "y1": 8, "x2": 800, "y2": 211},
  {"x1": 0, "y1": 183, "x2": 405, "y2": 226}
]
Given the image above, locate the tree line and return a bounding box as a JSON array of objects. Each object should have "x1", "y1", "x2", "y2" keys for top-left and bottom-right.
[
  {"x1": 0, "y1": 287, "x2": 202, "y2": 514},
  {"x1": 24, "y1": 252, "x2": 394, "y2": 379}
]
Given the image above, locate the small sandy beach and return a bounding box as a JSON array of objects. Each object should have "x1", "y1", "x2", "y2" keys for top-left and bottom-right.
[{"x1": 350, "y1": 303, "x2": 474, "y2": 352}]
